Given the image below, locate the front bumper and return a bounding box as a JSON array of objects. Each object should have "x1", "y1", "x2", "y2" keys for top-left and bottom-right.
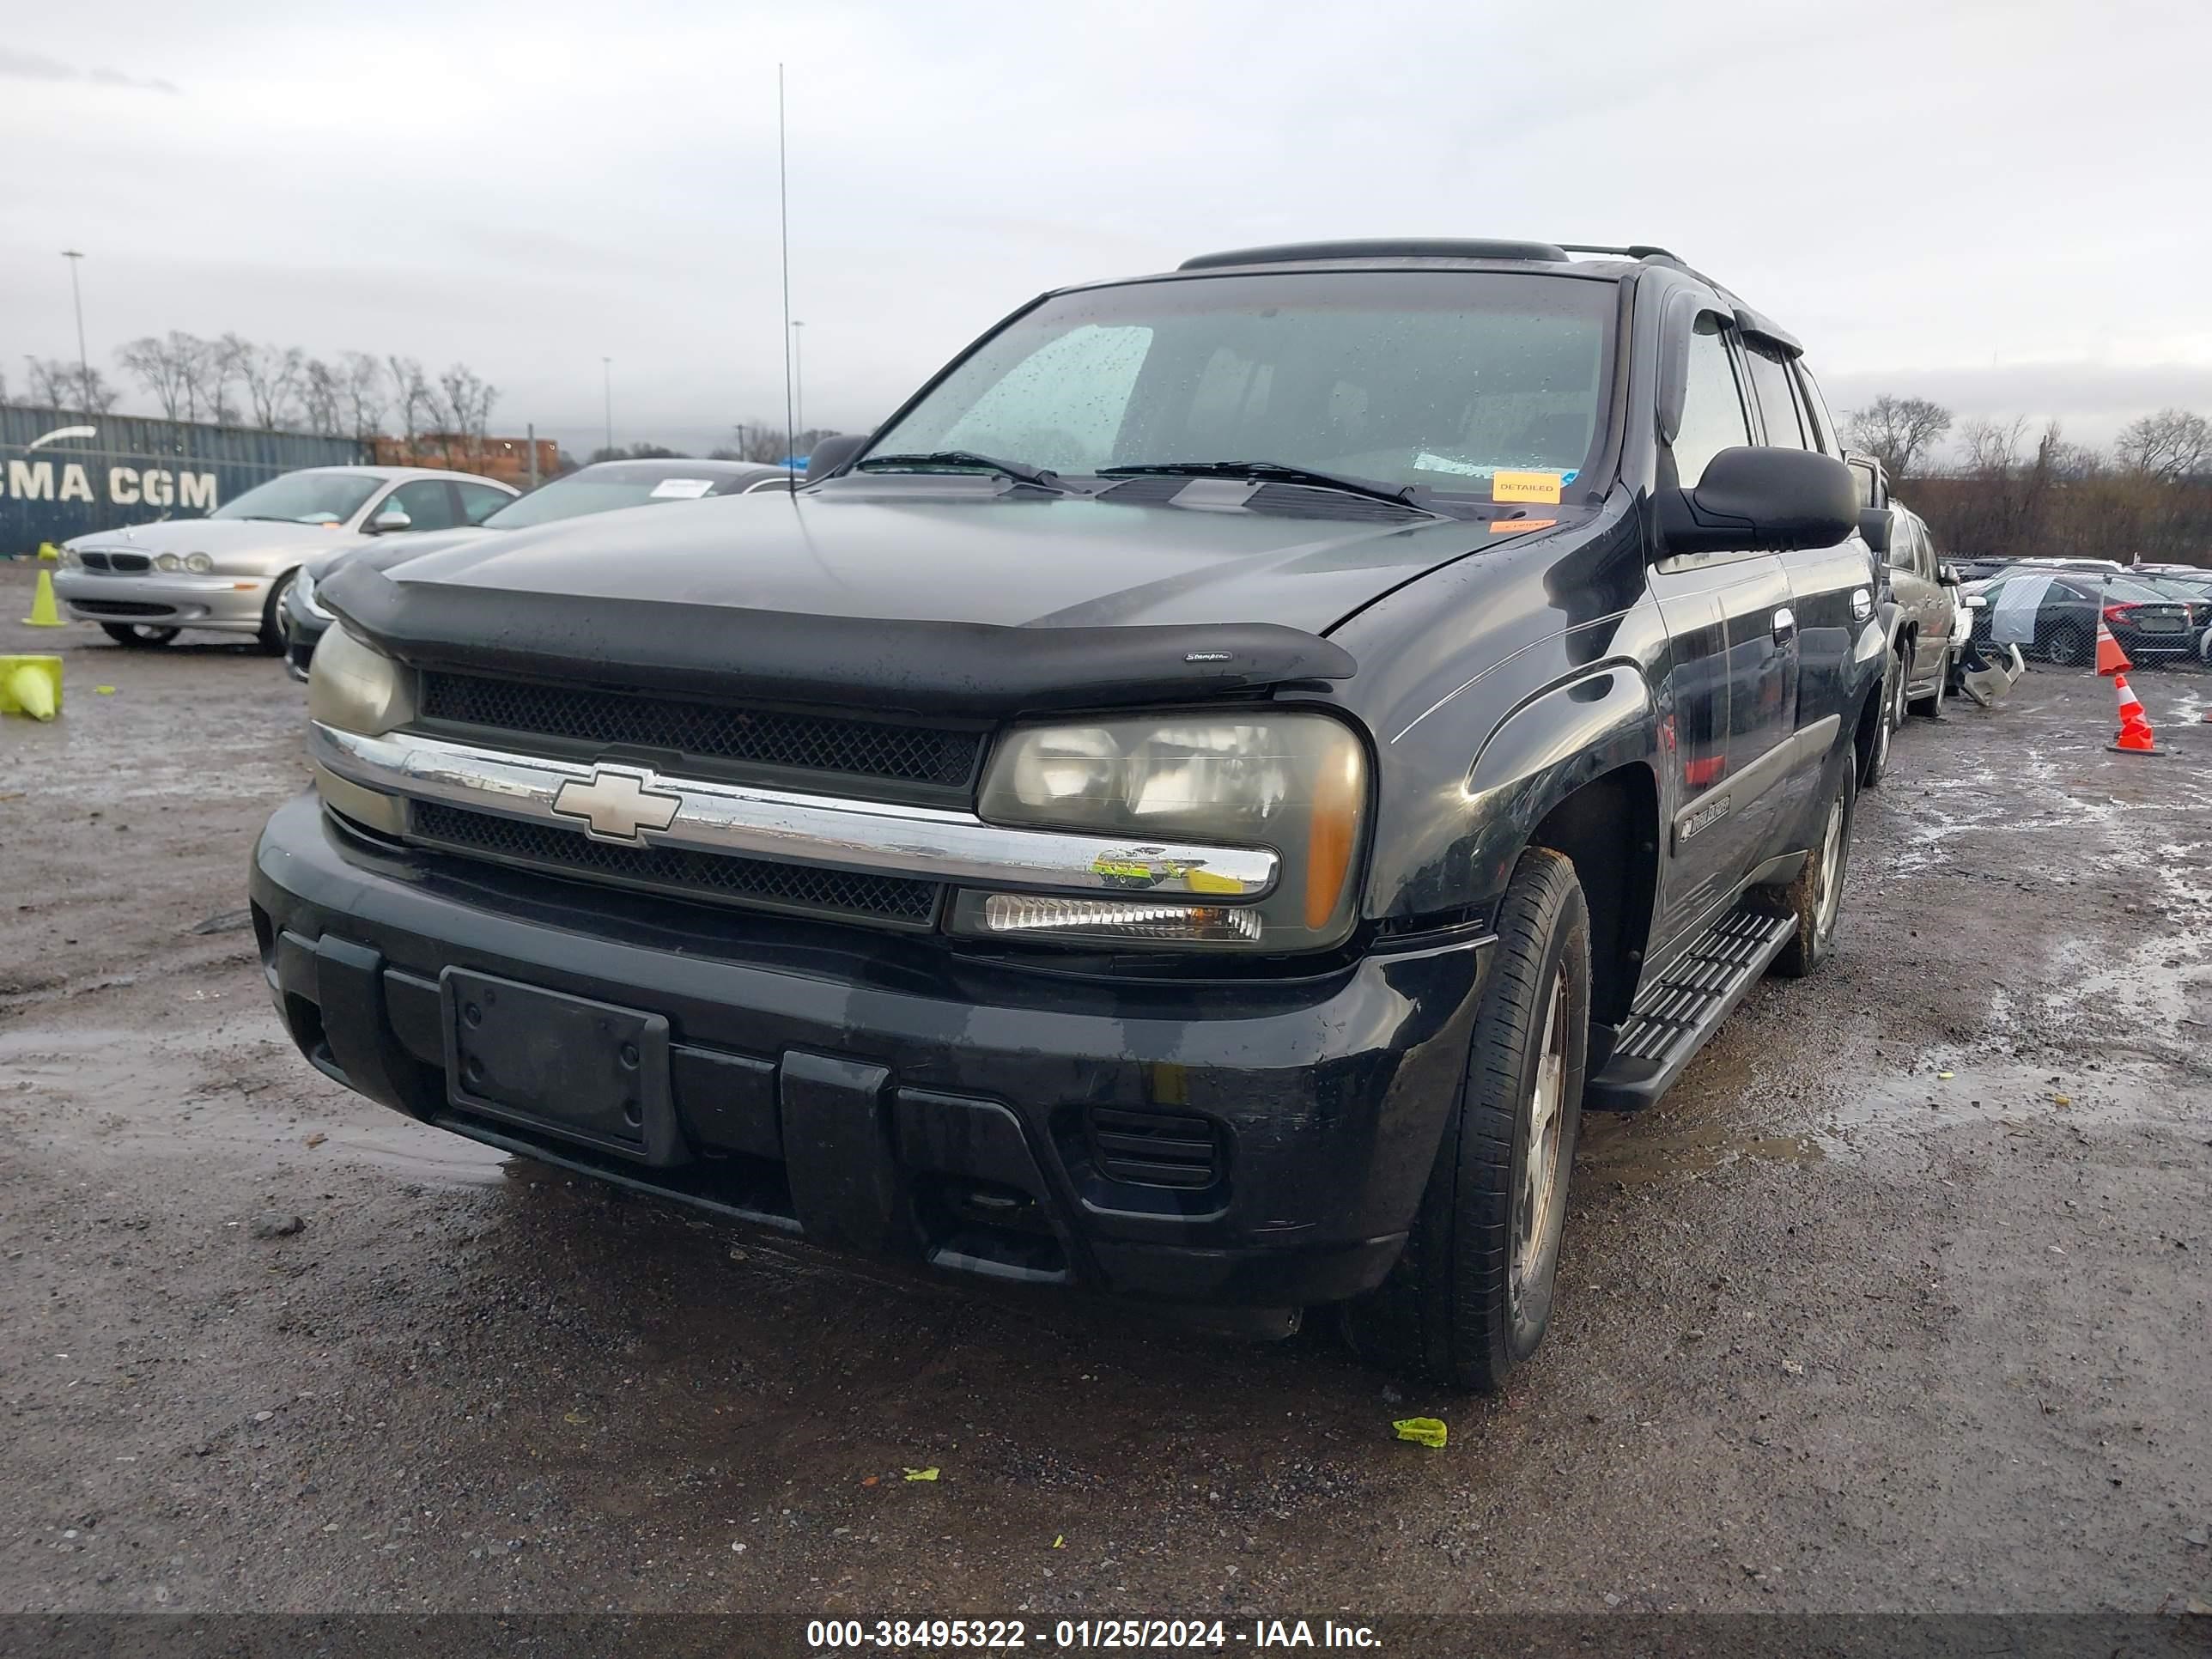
[
  {"x1": 55, "y1": 569, "x2": 273, "y2": 632},
  {"x1": 248, "y1": 792, "x2": 1490, "y2": 1309}
]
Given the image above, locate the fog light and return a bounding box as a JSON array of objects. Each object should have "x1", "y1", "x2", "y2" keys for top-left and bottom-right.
[{"x1": 976, "y1": 893, "x2": 1262, "y2": 943}]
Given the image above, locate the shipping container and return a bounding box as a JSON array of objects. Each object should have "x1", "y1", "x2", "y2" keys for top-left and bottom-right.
[{"x1": 0, "y1": 404, "x2": 368, "y2": 555}]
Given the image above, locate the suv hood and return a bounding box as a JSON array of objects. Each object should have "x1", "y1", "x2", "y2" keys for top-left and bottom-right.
[
  {"x1": 321, "y1": 488, "x2": 1518, "y2": 715},
  {"x1": 368, "y1": 488, "x2": 1489, "y2": 632}
]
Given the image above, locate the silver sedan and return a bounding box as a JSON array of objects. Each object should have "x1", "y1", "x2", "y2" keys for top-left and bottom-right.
[{"x1": 52, "y1": 465, "x2": 517, "y2": 651}]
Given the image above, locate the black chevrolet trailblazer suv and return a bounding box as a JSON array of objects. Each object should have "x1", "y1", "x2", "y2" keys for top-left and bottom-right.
[{"x1": 252, "y1": 239, "x2": 1882, "y2": 1392}]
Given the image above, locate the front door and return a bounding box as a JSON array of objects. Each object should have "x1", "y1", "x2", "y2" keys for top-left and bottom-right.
[{"x1": 1648, "y1": 307, "x2": 1802, "y2": 950}]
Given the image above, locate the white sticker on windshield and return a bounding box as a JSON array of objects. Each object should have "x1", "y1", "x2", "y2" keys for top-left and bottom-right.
[
  {"x1": 649, "y1": 478, "x2": 715, "y2": 500},
  {"x1": 1414, "y1": 451, "x2": 1488, "y2": 477}
]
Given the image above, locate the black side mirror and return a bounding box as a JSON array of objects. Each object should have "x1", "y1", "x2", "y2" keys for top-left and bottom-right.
[
  {"x1": 804, "y1": 434, "x2": 868, "y2": 480},
  {"x1": 1859, "y1": 507, "x2": 1893, "y2": 556},
  {"x1": 1659, "y1": 447, "x2": 1859, "y2": 556}
]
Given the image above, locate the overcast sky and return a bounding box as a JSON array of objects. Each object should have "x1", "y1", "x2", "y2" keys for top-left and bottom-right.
[{"x1": 4, "y1": 0, "x2": 2209, "y2": 459}]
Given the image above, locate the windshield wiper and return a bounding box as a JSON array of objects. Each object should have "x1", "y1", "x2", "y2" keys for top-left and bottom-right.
[
  {"x1": 854, "y1": 450, "x2": 1069, "y2": 492},
  {"x1": 1098, "y1": 460, "x2": 1434, "y2": 513}
]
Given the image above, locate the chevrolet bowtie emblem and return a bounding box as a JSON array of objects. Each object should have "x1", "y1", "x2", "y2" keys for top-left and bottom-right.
[{"x1": 550, "y1": 767, "x2": 682, "y2": 843}]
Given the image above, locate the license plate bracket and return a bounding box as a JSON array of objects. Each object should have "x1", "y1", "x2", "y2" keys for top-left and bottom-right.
[{"x1": 441, "y1": 969, "x2": 682, "y2": 1164}]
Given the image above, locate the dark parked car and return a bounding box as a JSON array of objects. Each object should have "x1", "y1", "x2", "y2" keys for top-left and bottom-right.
[
  {"x1": 1970, "y1": 568, "x2": 2197, "y2": 665},
  {"x1": 282, "y1": 459, "x2": 794, "y2": 678},
  {"x1": 2136, "y1": 574, "x2": 2212, "y2": 650},
  {"x1": 252, "y1": 239, "x2": 1883, "y2": 1392}
]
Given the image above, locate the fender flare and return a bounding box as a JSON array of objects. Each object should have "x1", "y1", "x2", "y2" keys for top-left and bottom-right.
[{"x1": 1461, "y1": 665, "x2": 1662, "y2": 896}]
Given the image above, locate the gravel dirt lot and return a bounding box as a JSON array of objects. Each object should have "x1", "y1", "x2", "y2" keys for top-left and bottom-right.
[{"x1": 3, "y1": 562, "x2": 2208, "y2": 1627}]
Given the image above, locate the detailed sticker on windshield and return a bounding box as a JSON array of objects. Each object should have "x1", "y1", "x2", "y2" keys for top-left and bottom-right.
[
  {"x1": 1492, "y1": 470, "x2": 1565, "y2": 505},
  {"x1": 649, "y1": 478, "x2": 715, "y2": 500}
]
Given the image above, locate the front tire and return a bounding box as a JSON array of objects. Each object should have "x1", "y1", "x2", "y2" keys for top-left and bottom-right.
[
  {"x1": 100, "y1": 622, "x2": 179, "y2": 648},
  {"x1": 1863, "y1": 647, "x2": 1905, "y2": 787},
  {"x1": 1341, "y1": 848, "x2": 1590, "y2": 1394},
  {"x1": 1909, "y1": 645, "x2": 1950, "y2": 717},
  {"x1": 258, "y1": 570, "x2": 296, "y2": 656}
]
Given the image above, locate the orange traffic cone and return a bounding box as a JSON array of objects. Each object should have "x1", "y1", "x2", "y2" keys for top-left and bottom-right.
[
  {"x1": 2094, "y1": 618, "x2": 2131, "y2": 676},
  {"x1": 2108, "y1": 673, "x2": 2162, "y2": 755}
]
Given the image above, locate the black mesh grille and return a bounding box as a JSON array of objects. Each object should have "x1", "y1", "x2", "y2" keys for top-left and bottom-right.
[
  {"x1": 81, "y1": 551, "x2": 153, "y2": 573},
  {"x1": 419, "y1": 672, "x2": 981, "y2": 789},
  {"x1": 410, "y1": 800, "x2": 941, "y2": 928}
]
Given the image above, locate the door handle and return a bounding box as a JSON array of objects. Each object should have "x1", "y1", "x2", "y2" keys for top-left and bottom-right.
[{"x1": 1771, "y1": 606, "x2": 1797, "y2": 641}]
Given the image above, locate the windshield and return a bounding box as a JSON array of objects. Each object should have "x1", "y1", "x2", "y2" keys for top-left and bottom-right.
[
  {"x1": 866, "y1": 270, "x2": 1615, "y2": 495},
  {"x1": 210, "y1": 471, "x2": 380, "y2": 525},
  {"x1": 487, "y1": 471, "x2": 747, "y2": 528}
]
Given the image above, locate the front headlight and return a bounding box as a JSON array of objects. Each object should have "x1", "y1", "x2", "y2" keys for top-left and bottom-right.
[
  {"x1": 307, "y1": 625, "x2": 416, "y2": 737},
  {"x1": 963, "y1": 712, "x2": 1368, "y2": 950},
  {"x1": 294, "y1": 569, "x2": 332, "y2": 621},
  {"x1": 185, "y1": 552, "x2": 213, "y2": 574},
  {"x1": 156, "y1": 552, "x2": 182, "y2": 572}
]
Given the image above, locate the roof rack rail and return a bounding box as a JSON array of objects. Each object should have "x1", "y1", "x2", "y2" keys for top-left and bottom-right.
[
  {"x1": 1557, "y1": 243, "x2": 1685, "y2": 264},
  {"x1": 1178, "y1": 238, "x2": 1571, "y2": 271}
]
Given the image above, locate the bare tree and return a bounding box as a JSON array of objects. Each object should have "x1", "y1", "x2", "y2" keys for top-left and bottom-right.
[
  {"x1": 77, "y1": 364, "x2": 118, "y2": 414},
  {"x1": 1956, "y1": 416, "x2": 2026, "y2": 478},
  {"x1": 1840, "y1": 394, "x2": 1954, "y2": 482},
  {"x1": 300, "y1": 357, "x2": 344, "y2": 435},
  {"x1": 2114, "y1": 407, "x2": 2212, "y2": 481},
  {"x1": 195, "y1": 334, "x2": 246, "y2": 424},
  {"x1": 230, "y1": 340, "x2": 306, "y2": 429},
  {"x1": 385, "y1": 355, "x2": 431, "y2": 443},
  {"x1": 163, "y1": 332, "x2": 224, "y2": 422},
  {"x1": 339, "y1": 352, "x2": 386, "y2": 439},
  {"x1": 117, "y1": 334, "x2": 194, "y2": 419},
  {"x1": 27, "y1": 357, "x2": 75, "y2": 409},
  {"x1": 434, "y1": 363, "x2": 498, "y2": 464}
]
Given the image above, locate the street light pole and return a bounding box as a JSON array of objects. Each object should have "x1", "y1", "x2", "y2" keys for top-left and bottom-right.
[
  {"x1": 602, "y1": 356, "x2": 613, "y2": 459},
  {"x1": 790, "y1": 320, "x2": 805, "y2": 451},
  {"x1": 60, "y1": 250, "x2": 90, "y2": 409}
]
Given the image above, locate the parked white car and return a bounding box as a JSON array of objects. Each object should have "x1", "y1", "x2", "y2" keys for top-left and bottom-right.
[{"x1": 52, "y1": 465, "x2": 517, "y2": 651}]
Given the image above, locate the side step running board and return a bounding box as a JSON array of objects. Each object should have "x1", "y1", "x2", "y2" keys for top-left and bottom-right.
[{"x1": 1583, "y1": 903, "x2": 1795, "y2": 1113}]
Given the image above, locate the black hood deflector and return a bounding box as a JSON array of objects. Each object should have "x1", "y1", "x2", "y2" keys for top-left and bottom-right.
[{"x1": 320, "y1": 561, "x2": 1357, "y2": 717}]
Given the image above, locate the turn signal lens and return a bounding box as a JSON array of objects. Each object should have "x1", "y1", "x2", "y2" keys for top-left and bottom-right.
[{"x1": 1305, "y1": 739, "x2": 1363, "y2": 929}]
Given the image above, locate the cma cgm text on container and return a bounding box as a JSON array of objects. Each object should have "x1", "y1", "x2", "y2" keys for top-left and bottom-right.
[{"x1": 0, "y1": 404, "x2": 368, "y2": 553}]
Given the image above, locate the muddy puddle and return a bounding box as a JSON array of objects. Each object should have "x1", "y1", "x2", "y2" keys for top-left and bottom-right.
[{"x1": 0, "y1": 1023, "x2": 509, "y2": 1188}]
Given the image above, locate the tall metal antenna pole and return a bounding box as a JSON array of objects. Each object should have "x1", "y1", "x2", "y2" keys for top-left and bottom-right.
[
  {"x1": 779, "y1": 64, "x2": 795, "y2": 468},
  {"x1": 61, "y1": 250, "x2": 90, "y2": 408}
]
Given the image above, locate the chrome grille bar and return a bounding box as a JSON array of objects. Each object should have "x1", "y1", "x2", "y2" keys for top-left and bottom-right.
[{"x1": 308, "y1": 723, "x2": 1279, "y2": 902}]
